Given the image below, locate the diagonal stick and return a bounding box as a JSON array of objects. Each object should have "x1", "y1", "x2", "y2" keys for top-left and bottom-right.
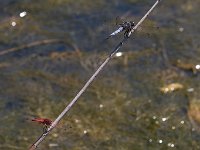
[{"x1": 29, "y1": 0, "x2": 162, "y2": 149}]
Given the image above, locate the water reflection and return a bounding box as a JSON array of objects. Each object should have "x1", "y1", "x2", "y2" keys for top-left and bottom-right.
[
  {"x1": 19, "y1": 11, "x2": 27, "y2": 18},
  {"x1": 99, "y1": 104, "x2": 104, "y2": 108},
  {"x1": 195, "y1": 64, "x2": 200, "y2": 70},
  {"x1": 83, "y1": 130, "x2": 88, "y2": 134},
  {"x1": 180, "y1": 120, "x2": 184, "y2": 124},
  {"x1": 178, "y1": 27, "x2": 184, "y2": 32},
  {"x1": 171, "y1": 126, "x2": 176, "y2": 130},
  {"x1": 11, "y1": 21, "x2": 16, "y2": 26},
  {"x1": 115, "y1": 52, "x2": 123, "y2": 57},
  {"x1": 158, "y1": 139, "x2": 163, "y2": 144},
  {"x1": 161, "y1": 117, "x2": 167, "y2": 122},
  {"x1": 167, "y1": 143, "x2": 175, "y2": 147}
]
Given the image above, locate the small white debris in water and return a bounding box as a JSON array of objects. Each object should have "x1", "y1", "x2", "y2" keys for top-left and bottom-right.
[
  {"x1": 115, "y1": 52, "x2": 123, "y2": 57},
  {"x1": 23, "y1": 137, "x2": 28, "y2": 141},
  {"x1": 171, "y1": 144, "x2": 175, "y2": 147},
  {"x1": 168, "y1": 143, "x2": 175, "y2": 147},
  {"x1": 162, "y1": 117, "x2": 167, "y2": 122},
  {"x1": 155, "y1": 121, "x2": 159, "y2": 124},
  {"x1": 187, "y1": 88, "x2": 194, "y2": 92},
  {"x1": 148, "y1": 99, "x2": 152, "y2": 103},
  {"x1": 11, "y1": 21, "x2": 16, "y2": 26},
  {"x1": 172, "y1": 126, "x2": 176, "y2": 130},
  {"x1": 180, "y1": 120, "x2": 184, "y2": 124},
  {"x1": 49, "y1": 143, "x2": 58, "y2": 147},
  {"x1": 52, "y1": 133, "x2": 58, "y2": 137},
  {"x1": 179, "y1": 27, "x2": 184, "y2": 32},
  {"x1": 83, "y1": 130, "x2": 88, "y2": 134},
  {"x1": 195, "y1": 64, "x2": 200, "y2": 70},
  {"x1": 99, "y1": 104, "x2": 103, "y2": 108},
  {"x1": 158, "y1": 140, "x2": 163, "y2": 144},
  {"x1": 153, "y1": 116, "x2": 157, "y2": 119},
  {"x1": 75, "y1": 119, "x2": 80, "y2": 123},
  {"x1": 19, "y1": 11, "x2": 27, "y2": 17},
  {"x1": 149, "y1": 139, "x2": 153, "y2": 142}
]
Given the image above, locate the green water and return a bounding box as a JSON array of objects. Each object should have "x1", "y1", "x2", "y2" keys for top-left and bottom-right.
[{"x1": 0, "y1": 0, "x2": 200, "y2": 149}]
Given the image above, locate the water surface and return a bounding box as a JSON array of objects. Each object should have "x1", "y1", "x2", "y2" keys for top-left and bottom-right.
[{"x1": 0, "y1": 0, "x2": 200, "y2": 149}]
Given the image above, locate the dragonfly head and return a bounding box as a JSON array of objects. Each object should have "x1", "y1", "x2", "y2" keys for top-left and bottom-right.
[{"x1": 130, "y1": 21, "x2": 135, "y2": 27}]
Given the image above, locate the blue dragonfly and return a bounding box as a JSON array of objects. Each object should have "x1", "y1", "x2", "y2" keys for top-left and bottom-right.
[
  {"x1": 104, "y1": 16, "x2": 159, "y2": 40},
  {"x1": 106, "y1": 21, "x2": 135, "y2": 39}
]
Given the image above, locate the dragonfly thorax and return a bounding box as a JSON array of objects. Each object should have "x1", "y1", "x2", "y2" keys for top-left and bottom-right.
[
  {"x1": 121, "y1": 21, "x2": 135, "y2": 30},
  {"x1": 121, "y1": 21, "x2": 135, "y2": 38},
  {"x1": 107, "y1": 20, "x2": 135, "y2": 39}
]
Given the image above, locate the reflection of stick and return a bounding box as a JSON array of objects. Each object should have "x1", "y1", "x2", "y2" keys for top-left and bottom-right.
[
  {"x1": 0, "y1": 39, "x2": 72, "y2": 56},
  {"x1": 29, "y1": 0, "x2": 162, "y2": 149}
]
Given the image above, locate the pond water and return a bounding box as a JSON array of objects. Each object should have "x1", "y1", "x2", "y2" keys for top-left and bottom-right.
[{"x1": 0, "y1": 0, "x2": 200, "y2": 149}]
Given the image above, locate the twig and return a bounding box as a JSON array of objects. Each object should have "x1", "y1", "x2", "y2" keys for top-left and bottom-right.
[
  {"x1": 29, "y1": 0, "x2": 162, "y2": 149},
  {"x1": 127, "y1": 0, "x2": 161, "y2": 37},
  {"x1": 0, "y1": 39, "x2": 72, "y2": 56}
]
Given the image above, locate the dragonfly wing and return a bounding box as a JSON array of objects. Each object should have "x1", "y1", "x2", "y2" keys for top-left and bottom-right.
[
  {"x1": 32, "y1": 118, "x2": 52, "y2": 125},
  {"x1": 116, "y1": 16, "x2": 124, "y2": 25},
  {"x1": 136, "y1": 24, "x2": 160, "y2": 38},
  {"x1": 110, "y1": 26, "x2": 124, "y2": 36},
  {"x1": 103, "y1": 26, "x2": 124, "y2": 41},
  {"x1": 32, "y1": 118, "x2": 44, "y2": 123}
]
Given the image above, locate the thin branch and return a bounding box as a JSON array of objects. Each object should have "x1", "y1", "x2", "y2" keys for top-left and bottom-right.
[
  {"x1": 128, "y1": 0, "x2": 161, "y2": 37},
  {"x1": 29, "y1": 0, "x2": 162, "y2": 149}
]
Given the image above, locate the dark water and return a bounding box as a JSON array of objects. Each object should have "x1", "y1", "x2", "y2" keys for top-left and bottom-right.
[{"x1": 0, "y1": 0, "x2": 200, "y2": 149}]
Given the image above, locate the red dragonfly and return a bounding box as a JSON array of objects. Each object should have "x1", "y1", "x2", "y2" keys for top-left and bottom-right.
[
  {"x1": 31, "y1": 118, "x2": 52, "y2": 133},
  {"x1": 32, "y1": 118, "x2": 52, "y2": 126}
]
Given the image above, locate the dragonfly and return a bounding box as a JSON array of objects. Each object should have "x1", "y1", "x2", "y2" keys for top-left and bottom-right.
[
  {"x1": 31, "y1": 117, "x2": 52, "y2": 133},
  {"x1": 105, "y1": 20, "x2": 135, "y2": 40},
  {"x1": 104, "y1": 16, "x2": 159, "y2": 41}
]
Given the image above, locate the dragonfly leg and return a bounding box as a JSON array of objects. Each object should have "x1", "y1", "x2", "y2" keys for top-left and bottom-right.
[
  {"x1": 43, "y1": 125, "x2": 48, "y2": 133},
  {"x1": 124, "y1": 29, "x2": 131, "y2": 38}
]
